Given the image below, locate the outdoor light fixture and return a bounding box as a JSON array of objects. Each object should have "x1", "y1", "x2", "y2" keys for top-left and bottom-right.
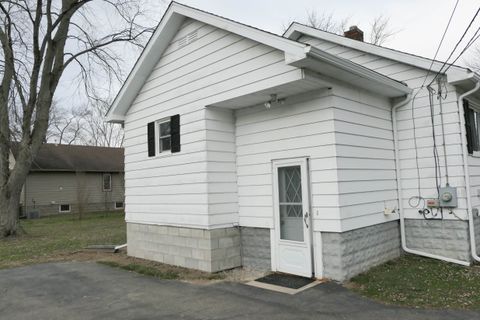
[{"x1": 264, "y1": 94, "x2": 286, "y2": 109}]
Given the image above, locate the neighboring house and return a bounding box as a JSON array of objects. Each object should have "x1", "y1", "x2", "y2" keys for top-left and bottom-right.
[
  {"x1": 14, "y1": 144, "x2": 125, "y2": 217},
  {"x1": 106, "y1": 2, "x2": 480, "y2": 281}
]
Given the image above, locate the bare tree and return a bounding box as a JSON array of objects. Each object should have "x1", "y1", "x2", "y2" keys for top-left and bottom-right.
[
  {"x1": 47, "y1": 103, "x2": 87, "y2": 144},
  {"x1": 80, "y1": 98, "x2": 124, "y2": 147},
  {"x1": 369, "y1": 15, "x2": 396, "y2": 46},
  {"x1": 0, "y1": 0, "x2": 157, "y2": 237},
  {"x1": 285, "y1": 10, "x2": 397, "y2": 46}
]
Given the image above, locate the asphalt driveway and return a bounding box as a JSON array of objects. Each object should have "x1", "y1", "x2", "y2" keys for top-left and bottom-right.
[{"x1": 0, "y1": 262, "x2": 479, "y2": 320}]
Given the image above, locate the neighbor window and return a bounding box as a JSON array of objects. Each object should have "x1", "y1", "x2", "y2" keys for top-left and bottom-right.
[
  {"x1": 59, "y1": 204, "x2": 70, "y2": 213},
  {"x1": 103, "y1": 173, "x2": 112, "y2": 191},
  {"x1": 115, "y1": 201, "x2": 124, "y2": 209},
  {"x1": 464, "y1": 99, "x2": 480, "y2": 154},
  {"x1": 157, "y1": 118, "x2": 171, "y2": 152}
]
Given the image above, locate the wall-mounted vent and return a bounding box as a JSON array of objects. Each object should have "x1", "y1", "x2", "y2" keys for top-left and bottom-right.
[{"x1": 178, "y1": 31, "x2": 198, "y2": 48}]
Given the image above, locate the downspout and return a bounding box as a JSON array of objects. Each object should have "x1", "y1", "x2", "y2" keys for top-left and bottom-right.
[
  {"x1": 458, "y1": 81, "x2": 480, "y2": 263},
  {"x1": 393, "y1": 93, "x2": 471, "y2": 266}
]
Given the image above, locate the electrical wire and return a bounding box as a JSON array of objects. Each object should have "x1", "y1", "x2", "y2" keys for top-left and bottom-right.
[
  {"x1": 419, "y1": 0, "x2": 460, "y2": 89},
  {"x1": 427, "y1": 86, "x2": 442, "y2": 197},
  {"x1": 442, "y1": 26, "x2": 480, "y2": 75},
  {"x1": 410, "y1": 91, "x2": 423, "y2": 200},
  {"x1": 429, "y1": 6, "x2": 480, "y2": 86},
  {"x1": 407, "y1": 2, "x2": 460, "y2": 212}
]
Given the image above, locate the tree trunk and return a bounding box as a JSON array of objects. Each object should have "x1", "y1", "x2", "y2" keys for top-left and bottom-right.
[{"x1": 0, "y1": 188, "x2": 20, "y2": 237}]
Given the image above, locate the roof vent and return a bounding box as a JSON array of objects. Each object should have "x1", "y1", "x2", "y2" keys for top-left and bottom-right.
[{"x1": 178, "y1": 31, "x2": 198, "y2": 48}]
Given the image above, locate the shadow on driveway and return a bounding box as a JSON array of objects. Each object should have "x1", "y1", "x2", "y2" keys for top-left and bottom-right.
[{"x1": 0, "y1": 262, "x2": 478, "y2": 320}]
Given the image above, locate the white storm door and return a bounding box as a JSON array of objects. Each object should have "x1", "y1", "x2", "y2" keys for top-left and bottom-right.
[{"x1": 273, "y1": 158, "x2": 313, "y2": 277}]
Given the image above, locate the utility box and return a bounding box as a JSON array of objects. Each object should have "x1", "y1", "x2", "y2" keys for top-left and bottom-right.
[{"x1": 438, "y1": 186, "x2": 457, "y2": 208}]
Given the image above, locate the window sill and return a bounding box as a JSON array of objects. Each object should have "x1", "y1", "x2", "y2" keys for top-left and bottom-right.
[
  {"x1": 469, "y1": 152, "x2": 480, "y2": 158},
  {"x1": 155, "y1": 150, "x2": 172, "y2": 158}
]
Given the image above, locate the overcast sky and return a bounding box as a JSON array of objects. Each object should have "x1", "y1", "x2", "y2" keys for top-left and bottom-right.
[
  {"x1": 173, "y1": 0, "x2": 479, "y2": 63},
  {"x1": 57, "y1": 0, "x2": 480, "y2": 108}
]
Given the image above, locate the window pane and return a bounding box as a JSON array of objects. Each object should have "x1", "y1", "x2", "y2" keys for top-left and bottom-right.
[
  {"x1": 160, "y1": 121, "x2": 171, "y2": 136},
  {"x1": 103, "y1": 174, "x2": 111, "y2": 190},
  {"x1": 278, "y1": 166, "x2": 302, "y2": 203},
  {"x1": 161, "y1": 137, "x2": 171, "y2": 151},
  {"x1": 279, "y1": 205, "x2": 304, "y2": 241},
  {"x1": 278, "y1": 165, "x2": 304, "y2": 242}
]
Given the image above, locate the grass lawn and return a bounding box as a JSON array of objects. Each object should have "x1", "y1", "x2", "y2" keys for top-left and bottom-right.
[
  {"x1": 0, "y1": 211, "x2": 224, "y2": 281},
  {"x1": 0, "y1": 212, "x2": 126, "y2": 269},
  {"x1": 349, "y1": 254, "x2": 480, "y2": 310}
]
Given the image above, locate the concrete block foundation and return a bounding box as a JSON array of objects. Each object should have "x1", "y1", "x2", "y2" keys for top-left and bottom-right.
[
  {"x1": 240, "y1": 227, "x2": 271, "y2": 270},
  {"x1": 322, "y1": 221, "x2": 401, "y2": 281},
  {"x1": 404, "y1": 218, "x2": 472, "y2": 262},
  {"x1": 127, "y1": 223, "x2": 241, "y2": 272}
]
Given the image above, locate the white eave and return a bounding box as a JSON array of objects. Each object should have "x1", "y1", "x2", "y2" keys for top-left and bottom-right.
[
  {"x1": 284, "y1": 22, "x2": 473, "y2": 85},
  {"x1": 302, "y1": 46, "x2": 412, "y2": 97},
  {"x1": 106, "y1": 3, "x2": 411, "y2": 123}
]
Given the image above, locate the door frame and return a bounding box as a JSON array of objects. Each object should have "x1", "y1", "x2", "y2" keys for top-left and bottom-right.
[{"x1": 271, "y1": 157, "x2": 314, "y2": 277}]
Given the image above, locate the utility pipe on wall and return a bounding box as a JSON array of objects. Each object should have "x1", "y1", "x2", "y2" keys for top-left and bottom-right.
[
  {"x1": 458, "y1": 81, "x2": 480, "y2": 263},
  {"x1": 392, "y1": 93, "x2": 471, "y2": 266}
]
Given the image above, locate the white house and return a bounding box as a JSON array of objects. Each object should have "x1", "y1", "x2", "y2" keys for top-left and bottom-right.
[{"x1": 106, "y1": 2, "x2": 480, "y2": 281}]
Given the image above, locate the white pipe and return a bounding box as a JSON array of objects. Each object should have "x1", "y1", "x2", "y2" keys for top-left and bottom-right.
[
  {"x1": 458, "y1": 81, "x2": 480, "y2": 263},
  {"x1": 114, "y1": 243, "x2": 127, "y2": 253},
  {"x1": 392, "y1": 93, "x2": 471, "y2": 266}
]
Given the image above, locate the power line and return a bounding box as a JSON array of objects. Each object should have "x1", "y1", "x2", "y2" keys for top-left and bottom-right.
[
  {"x1": 429, "y1": 6, "x2": 480, "y2": 86},
  {"x1": 419, "y1": 0, "x2": 459, "y2": 89},
  {"x1": 442, "y1": 26, "x2": 480, "y2": 74}
]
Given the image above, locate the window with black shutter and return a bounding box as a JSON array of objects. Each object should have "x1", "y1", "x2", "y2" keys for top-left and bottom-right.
[
  {"x1": 158, "y1": 119, "x2": 171, "y2": 152},
  {"x1": 147, "y1": 122, "x2": 155, "y2": 157},
  {"x1": 464, "y1": 99, "x2": 480, "y2": 154},
  {"x1": 147, "y1": 115, "x2": 181, "y2": 156},
  {"x1": 170, "y1": 114, "x2": 181, "y2": 153}
]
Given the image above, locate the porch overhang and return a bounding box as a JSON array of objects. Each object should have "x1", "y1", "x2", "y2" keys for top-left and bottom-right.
[{"x1": 209, "y1": 69, "x2": 329, "y2": 109}]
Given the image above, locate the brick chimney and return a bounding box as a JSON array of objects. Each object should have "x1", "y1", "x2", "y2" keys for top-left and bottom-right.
[{"x1": 344, "y1": 26, "x2": 364, "y2": 42}]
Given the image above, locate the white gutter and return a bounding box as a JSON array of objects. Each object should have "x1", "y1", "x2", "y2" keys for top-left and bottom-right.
[
  {"x1": 306, "y1": 46, "x2": 412, "y2": 96},
  {"x1": 458, "y1": 81, "x2": 480, "y2": 263},
  {"x1": 393, "y1": 93, "x2": 471, "y2": 266}
]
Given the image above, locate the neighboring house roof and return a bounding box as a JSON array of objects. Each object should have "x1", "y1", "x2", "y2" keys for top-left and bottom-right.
[
  {"x1": 12, "y1": 144, "x2": 124, "y2": 173},
  {"x1": 283, "y1": 22, "x2": 478, "y2": 85},
  {"x1": 106, "y1": 1, "x2": 411, "y2": 123}
]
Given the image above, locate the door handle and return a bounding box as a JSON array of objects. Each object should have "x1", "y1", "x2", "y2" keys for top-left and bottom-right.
[{"x1": 304, "y1": 211, "x2": 309, "y2": 228}]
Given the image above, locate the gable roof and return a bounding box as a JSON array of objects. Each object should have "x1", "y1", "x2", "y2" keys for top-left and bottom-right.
[
  {"x1": 12, "y1": 144, "x2": 124, "y2": 173},
  {"x1": 106, "y1": 2, "x2": 411, "y2": 123},
  {"x1": 106, "y1": 2, "x2": 308, "y2": 123},
  {"x1": 284, "y1": 22, "x2": 477, "y2": 85}
]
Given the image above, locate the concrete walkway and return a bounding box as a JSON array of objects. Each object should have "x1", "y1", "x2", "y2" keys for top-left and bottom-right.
[{"x1": 0, "y1": 262, "x2": 478, "y2": 320}]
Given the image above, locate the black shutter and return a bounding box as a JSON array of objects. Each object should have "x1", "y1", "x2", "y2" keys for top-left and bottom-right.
[
  {"x1": 170, "y1": 114, "x2": 181, "y2": 153},
  {"x1": 147, "y1": 121, "x2": 155, "y2": 157},
  {"x1": 464, "y1": 100, "x2": 474, "y2": 154}
]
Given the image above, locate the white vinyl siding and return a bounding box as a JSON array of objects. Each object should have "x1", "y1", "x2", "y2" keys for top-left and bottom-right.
[
  {"x1": 299, "y1": 35, "x2": 468, "y2": 223},
  {"x1": 123, "y1": 18, "x2": 298, "y2": 228},
  {"x1": 234, "y1": 90, "x2": 338, "y2": 230}
]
